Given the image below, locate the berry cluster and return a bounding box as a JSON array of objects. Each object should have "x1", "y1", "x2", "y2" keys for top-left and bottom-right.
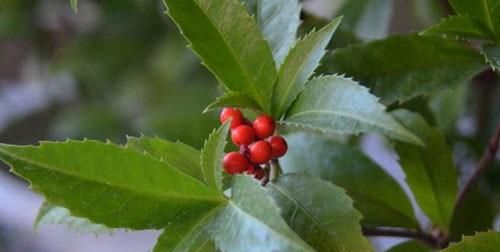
[{"x1": 220, "y1": 108, "x2": 288, "y2": 181}]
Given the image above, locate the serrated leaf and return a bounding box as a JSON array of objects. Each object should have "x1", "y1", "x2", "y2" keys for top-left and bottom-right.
[
  {"x1": 70, "y1": 0, "x2": 78, "y2": 13},
  {"x1": 387, "y1": 241, "x2": 433, "y2": 252},
  {"x1": 324, "y1": 35, "x2": 487, "y2": 104},
  {"x1": 449, "y1": 0, "x2": 500, "y2": 38},
  {"x1": 201, "y1": 122, "x2": 230, "y2": 193},
  {"x1": 35, "y1": 202, "x2": 110, "y2": 234},
  {"x1": 210, "y1": 175, "x2": 315, "y2": 252},
  {"x1": 421, "y1": 15, "x2": 493, "y2": 40},
  {"x1": 393, "y1": 110, "x2": 458, "y2": 231},
  {"x1": 267, "y1": 174, "x2": 374, "y2": 252},
  {"x1": 203, "y1": 92, "x2": 261, "y2": 113},
  {"x1": 0, "y1": 140, "x2": 225, "y2": 230},
  {"x1": 250, "y1": 0, "x2": 301, "y2": 67},
  {"x1": 272, "y1": 17, "x2": 342, "y2": 118},
  {"x1": 284, "y1": 75, "x2": 423, "y2": 145},
  {"x1": 126, "y1": 136, "x2": 205, "y2": 183},
  {"x1": 442, "y1": 232, "x2": 500, "y2": 252},
  {"x1": 162, "y1": 0, "x2": 277, "y2": 112},
  {"x1": 482, "y1": 44, "x2": 500, "y2": 71},
  {"x1": 280, "y1": 132, "x2": 419, "y2": 229}
]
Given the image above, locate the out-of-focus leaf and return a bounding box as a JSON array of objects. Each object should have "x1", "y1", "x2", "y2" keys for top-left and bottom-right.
[
  {"x1": 449, "y1": 0, "x2": 500, "y2": 38},
  {"x1": 482, "y1": 44, "x2": 500, "y2": 71},
  {"x1": 284, "y1": 75, "x2": 423, "y2": 145},
  {"x1": 280, "y1": 131, "x2": 419, "y2": 229},
  {"x1": 393, "y1": 110, "x2": 458, "y2": 231},
  {"x1": 70, "y1": 0, "x2": 78, "y2": 13},
  {"x1": 162, "y1": 0, "x2": 277, "y2": 112},
  {"x1": 201, "y1": 122, "x2": 230, "y2": 193},
  {"x1": 324, "y1": 35, "x2": 487, "y2": 105},
  {"x1": 268, "y1": 174, "x2": 374, "y2": 251},
  {"x1": 272, "y1": 17, "x2": 342, "y2": 118},
  {"x1": 336, "y1": 0, "x2": 393, "y2": 40},
  {"x1": 442, "y1": 232, "x2": 500, "y2": 251},
  {"x1": 421, "y1": 15, "x2": 492, "y2": 40}
]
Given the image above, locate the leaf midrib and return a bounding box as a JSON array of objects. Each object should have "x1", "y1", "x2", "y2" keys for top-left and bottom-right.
[
  {"x1": 190, "y1": 0, "x2": 270, "y2": 110},
  {"x1": 0, "y1": 147, "x2": 225, "y2": 203}
]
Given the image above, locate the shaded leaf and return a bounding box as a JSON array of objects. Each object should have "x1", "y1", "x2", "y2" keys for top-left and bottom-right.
[
  {"x1": 393, "y1": 110, "x2": 458, "y2": 231},
  {"x1": 126, "y1": 136, "x2": 204, "y2": 183},
  {"x1": 324, "y1": 35, "x2": 487, "y2": 104},
  {"x1": 387, "y1": 241, "x2": 433, "y2": 252},
  {"x1": 421, "y1": 15, "x2": 492, "y2": 40},
  {"x1": 203, "y1": 92, "x2": 261, "y2": 113},
  {"x1": 201, "y1": 122, "x2": 230, "y2": 193},
  {"x1": 280, "y1": 131, "x2": 419, "y2": 229},
  {"x1": 268, "y1": 174, "x2": 374, "y2": 252},
  {"x1": 35, "y1": 202, "x2": 110, "y2": 234},
  {"x1": 442, "y1": 232, "x2": 500, "y2": 251},
  {"x1": 449, "y1": 0, "x2": 500, "y2": 37},
  {"x1": 284, "y1": 75, "x2": 423, "y2": 145},
  {"x1": 251, "y1": 0, "x2": 301, "y2": 67},
  {"x1": 162, "y1": 0, "x2": 277, "y2": 112},
  {"x1": 482, "y1": 44, "x2": 500, "y2": 71},
  {"x1": 0, "y1": 140, "x2": 224, "y2": 230},
  {"x1": 272, "y1": 17, "x2": 342, "y2": 118}
]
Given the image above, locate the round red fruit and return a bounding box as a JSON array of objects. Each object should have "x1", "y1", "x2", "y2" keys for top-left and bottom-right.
[
  {"x1": 252, "y1": 115, "x2": 275, "y2": 138},
  {"x1": 268, "y1": 136, "x2": 288, "y2": 158},
  {"x1": 231, "y1": 125, "x2": 255, "y2": 146},
  {"x1": 249, "y1": 140, "x2": 272, "y2": 164},
  {"x1": 223, "y1": 152, "x2": 248, "y2": 174},
  {"x1": 220, "y1": 108, "x2": 243, "y2": 129}
]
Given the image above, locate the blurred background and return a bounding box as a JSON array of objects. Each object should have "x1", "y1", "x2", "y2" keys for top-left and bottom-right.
[{"x1": 0, "y1": 0, "x2": 498, "y2": 251}]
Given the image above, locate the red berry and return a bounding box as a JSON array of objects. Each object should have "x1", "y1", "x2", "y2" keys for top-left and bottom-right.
[
  {"x1": 249, "y1": 140, "x2": 272, "y2": 164},
  {"x1": 223, "y1": 152, "x2": 248, "y2": 174},
  {"x1": 254, "y1": 168, "x2": 265, "y2": 179},
  {"x1": 268, "y1": 136, "x2": 288, "y2": 158},
  {"x1": 246, "y1": 164, "x2": 257, "y2": 174},
  {"x1": 253, "y1": 115, "x2": 275, "y2": 139},
  {"x1": 220, "y1": 108, "x2": 243, "y2": 129},
  {"x1": 231, "y1": 125, "x2": 255, "y2": 146}
]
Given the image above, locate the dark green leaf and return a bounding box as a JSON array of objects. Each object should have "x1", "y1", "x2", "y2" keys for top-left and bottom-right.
[
  {"x1": 126, "y1": 136, "x2": 205, "y2": 183},
  {"x1": 251, "y1": 0, "x2": 301, "y2": 66},
  {"x1": 272, "y1": 17, "x2": 342, "y2": 118},
  {"x1": 324, "y1": 35, "x2": 486, "y2": 104},
  {"x1": 284, "y1": 75, "x2": 423, "y2": 145},
  {"x1": 442, "y1": 232, "x2": 500, "y2": 252},
  {"x1": 201, "y1": 122, "x2": 230, "y2": 193},
  {"x1": 162, "y1": 0, "x2": 277, "y2": 112},
  {"x1": 393, "y1": 110, "x2": 458, "y2": 231},
  {"x1": 482, "y1": 44, "x2": 500, "y2": 70},
  {"x1": 268, "y1": 174, "x2": 374, "y2": 252},
  {"x1": 35, "y1": 202, "x2": 110, "y2": 234},
  {"x1": 280, "y1": 132, "x2": 419, "y2": 229},
  {"x1": 449, "y1": 0, "x2": 500, "y2": 38},
  {"x1": 421, "y1": 15, "x2": 492, "y2": 40},
  {"x1": 203, "y1": 92, "x2": 261, "y2": 113},
  {"x1": 387, "y1": 241, "x2": 433, "y2": 252},
  {"x1": 0, "y1": 140, "x2": 225, "y2": 230}
]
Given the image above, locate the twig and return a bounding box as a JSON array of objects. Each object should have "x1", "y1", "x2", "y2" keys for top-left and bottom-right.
[
  {"x1": 362, "y1": 227, "x2": 439, "y2": 248},
  {"x1": 269, "y1": 159, "x2": 282, "y2": 181},
  {"x1": 455, "y1": 124, "x2": 500, "y2": 209}
]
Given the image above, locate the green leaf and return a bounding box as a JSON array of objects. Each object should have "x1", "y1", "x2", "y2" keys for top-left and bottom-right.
[
  {"x1": 280, "y1": 132, "x2": 419, "y2": 229},
  {"x1": 203, "y1": 92, "x2": 261, "y2": 113},
  {"x1": 442, "y1": 232, "x2": 500, "y2": 252},
  {"x1": 0, "y1": 140, "x2": 225, "y2": 230},
  {"x1": 482, "y1": 44, "x2": 500, "y2": 71},
  {"x1": 70, "y1": 0, "x2": 78, "y2": 13},
  {"x1": 251, "y1": 0, "x2": 301, "y2": 67},
  {"x1": 35, "y1": 202, "x2": 110, "y2": 234},
  {"x1": 421, "y1": 15, "x2": 493, "y2": 40},
  {"x1": 284, "y1": 75, "x2": 423, "y2": 145},
  {"x1": 272, "y1": 17, "x2": 342, "y2": 118},
  {"x1": 336, "y1": 0, "x2": 394, "y2": 40},
  {"x1": 387, "y1": 241, "x2": 433, "y2": 252},
  {"x1": 393, "y1": 110, "x2": 458, "y2": 231},
  {"x1": 162, "y1": 0, "x2": 277, "y2": 112},
  {"x1": 324, "y1": 35, "x2": 487, "y2": 104},
  {"x1": 201, "y1": 122, "x2": 230, "y2": 193},
  {"x1": 267, "y1": 174, "x2": 374, "y2": 252},
  {"x1": 126, "y1": 135, "x2": 205, "y2": 183},
  {"x1": 449, "y1": 0, "x2": 500, "y2": 38}
]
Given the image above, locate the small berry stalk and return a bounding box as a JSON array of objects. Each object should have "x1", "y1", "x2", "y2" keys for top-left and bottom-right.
[{"x1": 220, "y1": 108, "x2": 288, "y2": 185}]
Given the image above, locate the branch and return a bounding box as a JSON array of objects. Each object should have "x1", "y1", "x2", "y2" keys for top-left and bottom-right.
[
  {"x1": 362, "y1": 227, "x2": 439, "y2": 248},
  {"x1": 455, "y1": 124, "x2": 500, "y2": 209}
]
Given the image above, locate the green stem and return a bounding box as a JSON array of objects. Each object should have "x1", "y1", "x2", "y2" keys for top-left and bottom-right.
[{"x1": 270, "y1": 159, "x2": 283, "y2": 181}]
